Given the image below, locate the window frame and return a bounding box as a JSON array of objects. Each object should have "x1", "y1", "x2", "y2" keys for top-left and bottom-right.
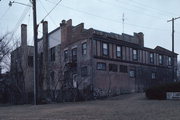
[
  {"x1": 82, "y1": 42, "x2": 87, "y2": 55},
  {"x1": 159, "y1": 54, "x2": 163, "y2": 65},
  {"x1": 116, "y1": 45, "x2": 122, "y2": 58},
  {"x1": 50, "y1": 47, "x2": 56, "y2": 61},
  {"x1": 119, "y1": 65, "x2": 128, "y2": 73},
  {"x1": 132, "y1": 49, "x2": 138, "y2": 61},
  {"x1": 72, "y1": 48, "x2": 77, "y2": 62},
  {"x1": 109, "y1": 64, "x2": 118, "y2": 72},
  {"x1": 129, "y1": 70, "x2": 135, "y2": 78},
  {"x1": 150, "y1": 52, "x2": 154, "y2": 64},
  {"x1": 102, "y1": 42, "x2": 109, "y2": 56},
  {"x1": 168, "y1": 56, "x2": 172, "y2": 66},
  {"x1": 64, "y1": 50, "x2": 68, "y2": 62},
  {"x1": 96, "y1": 62, "x2": 106, "y2": 71}
]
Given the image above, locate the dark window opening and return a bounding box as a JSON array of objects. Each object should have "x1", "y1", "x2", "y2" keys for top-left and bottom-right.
[
  {"x1": 109, "y1": 64, "x2": 118, "y2": 72},
  {"x1": 120, "y1": 65, "x2": 128, "y2": 73},
  {"x1": 81, "y1": 66, "x2": 88, "y2": 77},
  {"x1": 50, "y1": 71, "x2": 55, "y2": 86},
  {"x1": 28, "y1": 56, "x2": 33, "y2": 67},
  {"x1": 50, "y1": 47, "x2": 55, "y2": 61}
]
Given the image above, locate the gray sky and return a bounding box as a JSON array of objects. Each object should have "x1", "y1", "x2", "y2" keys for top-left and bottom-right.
[{"x1": 0, "y1": 0, "x2": 180, "y2": 60}]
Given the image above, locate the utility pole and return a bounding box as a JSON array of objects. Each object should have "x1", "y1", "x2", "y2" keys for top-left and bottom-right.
[
  {"x1": 167, "y1": 16, "x2": 180, "y2": 82},
  {"x1": 32, "y1": 0, "x2": 38, "y2": 105}
]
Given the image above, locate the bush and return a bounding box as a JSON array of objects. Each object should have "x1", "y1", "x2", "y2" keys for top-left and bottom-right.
[{"x1": 145, "y1": 82, "x2": 180, "y2": 100}]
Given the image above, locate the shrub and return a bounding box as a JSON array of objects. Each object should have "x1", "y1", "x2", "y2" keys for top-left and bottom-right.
[{"x1": 145, "y1": 82, "x2": 180, "y2": 100}]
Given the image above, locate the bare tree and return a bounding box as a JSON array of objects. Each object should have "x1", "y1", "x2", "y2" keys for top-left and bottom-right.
[{"x1": 0, "y1": 33, "x2": 11, "y2": 72}]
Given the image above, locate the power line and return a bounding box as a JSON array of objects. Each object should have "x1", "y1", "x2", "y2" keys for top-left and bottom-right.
[
  {"x1": 37, "y1": 0, "x2": 56, "y2": 26},
  {"x1": 38, "y1": 0, "x2": 63, "y2": 25}
]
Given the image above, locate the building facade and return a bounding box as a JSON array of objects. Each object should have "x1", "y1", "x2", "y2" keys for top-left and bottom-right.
[{"x1": 10, "y1": 19, "x2": 178, "y2": 103}]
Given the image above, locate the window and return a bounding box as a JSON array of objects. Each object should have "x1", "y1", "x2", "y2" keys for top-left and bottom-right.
[
  {"x1": 50, "y1": 71, "x2": 55, "y2": 86},
  {"x1": 72, "y1": 48, "x2": 77, "y2": 62},
  {"x1": 152, "y1": 72, "x2": 156, "y2": 79},
  {"x1": 159, "y1": 55, "x2": 163, "y2": 65},
  {"x1": 150, "y1": 53, "x2": 154, "y2": 63},
  {"x1": 82, "y1": 42, "x2": 87, "y2": 55},
  {"x1": 81, "y1": 66, "x2": 88, "y2": 77},
  {"x1": 28, "y1": 56, "x2": 33, "y2": 67},
  {"x1": 50, "y1": 47, "x2": 55, "y2": 61},
  {"x1": 64, "y1": 50, "x2": 68, "y2": 62},
  {"x1": 97, "y1": 62, "x2": 106, "y2": 71},
  {"x1": 133, "y1": 49, "x2": 138, "y2": 61},
  {"x1": 168, "y1": 56, "x2": 172, "y2": 66},
  {"x1": 116, "y1": 46, "x2": 122, "y2": 58},
  {"x1": 109, "y1": 64, "x2": 118, "y2": 72},
  {"x1": 120, "y1": 65, "x2": 128, "y2": 73},
  {"x1": 102, "y1": 43, "x2": 108, "y2": 56},
  {"x1": 129, "y1": 70, "x2": 135, "y2": 78}
]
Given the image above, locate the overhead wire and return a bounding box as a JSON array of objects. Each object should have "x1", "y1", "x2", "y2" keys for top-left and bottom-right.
[
  {"x1": 37, "y1": 0, "x2": 63, "y2": 25},
  {"x1": 37, "y1": 0, "x2": 57, "y2": 26}
]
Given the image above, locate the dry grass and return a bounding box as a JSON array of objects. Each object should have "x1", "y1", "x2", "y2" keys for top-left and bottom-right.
[{"x1": 0, "y1": 93, "x2": 180, "y2": 120}]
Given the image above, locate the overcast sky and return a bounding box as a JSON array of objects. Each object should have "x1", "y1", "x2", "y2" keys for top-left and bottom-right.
[{"x1": 0, "y1": 0, "x2": 180, "y2": 60}]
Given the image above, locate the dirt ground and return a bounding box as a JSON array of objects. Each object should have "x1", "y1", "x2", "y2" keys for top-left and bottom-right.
[{"x1": 0, "y1": 93, "x2": 180, "y2": 120}]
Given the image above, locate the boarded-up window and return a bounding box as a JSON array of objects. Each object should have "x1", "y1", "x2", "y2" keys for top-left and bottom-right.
[
  {"x1": 129, "y1": 70, "x2": 135, "y2": 78},
  {"x1": 109, "y1": 64, "x2": 118, "y2": 72},
  {"x1": 72, "y1": 48, "x2": 77, "y2": 62},
  {"x1": 120, "y1": 65, "x2": 128, "y2": 73},
  {"x1": 64, "y1": 50, "x2": 68, "y2": 62}
]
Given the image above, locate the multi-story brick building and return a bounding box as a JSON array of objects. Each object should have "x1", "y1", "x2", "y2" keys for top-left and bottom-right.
[{"x1": 11, "y1": 19, "x2": 178, "y2": 103}]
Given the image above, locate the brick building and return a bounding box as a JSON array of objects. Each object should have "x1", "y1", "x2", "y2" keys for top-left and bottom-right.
[{"x1": 10, "y1": 19, "x2": 178, "y2": 103}]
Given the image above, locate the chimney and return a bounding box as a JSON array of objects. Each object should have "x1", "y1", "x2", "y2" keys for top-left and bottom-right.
[
  {"x1": 42, "y1": 21, "x2": 49, "y2": 91},
  {"x1": 138, "y1": 32, "x2": 144, "y2": 47},
  {"x1": 21, "y1": 24, "x2": 27, "y2": 47}
]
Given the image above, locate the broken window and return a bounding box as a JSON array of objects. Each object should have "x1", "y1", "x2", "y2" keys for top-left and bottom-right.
[
  {"x1": 120, "y1": 65, "x2": 128, "y2": 73},
  {"x1": 97, "y1": 62, "x2": 106, "y2": 71},
  {"x1": 82, "y1": 42, "x2": 87, "y2": 55},
  {"x1": 50, "y1": 47, "x2": 55, "y2": 61},
  {"x1": 109, "y1": 64, "x2": 118, "y2": 72},
  {"x1": 28, "y1": 56, "x2": 33, "y2": 67},
  {"x1": 72, "y1": 48, "x2": 77, "y2": 62},
  {"x1": 102, "y1": 42, "x2": 108, "y2": 56}
]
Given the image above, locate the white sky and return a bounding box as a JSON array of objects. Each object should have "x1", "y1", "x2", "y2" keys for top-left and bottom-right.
[{"x1": 0, "y1": 0, "x2": 180, "y2": 60}]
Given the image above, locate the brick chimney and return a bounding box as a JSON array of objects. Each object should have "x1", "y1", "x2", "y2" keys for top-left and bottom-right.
[
  {"x1": 21, "y1": 24, "x2": 27, "y2": 47},
  {"x1": 42, "y1": 21, "x2": 49, "y2": 91},
  {"x1": 134, "y1": 32, "x2": 144, "y2": 47},
  {"x1": 60, "y1": 19, "x2": 72, "y2": 48}
]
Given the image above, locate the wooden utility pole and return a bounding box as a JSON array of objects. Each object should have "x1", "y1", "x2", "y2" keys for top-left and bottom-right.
[
  {"x1": 167, "y1": 16, "x2": 180, "y2": 82},
  {"x1": 32, "y1": 0, "x2": 38, "y2": 105}
]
